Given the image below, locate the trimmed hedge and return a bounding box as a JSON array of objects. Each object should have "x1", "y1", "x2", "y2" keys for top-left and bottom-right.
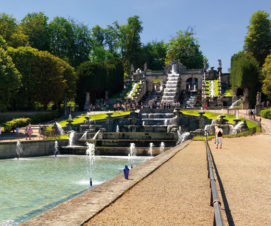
[
  {"x1": 260, "y1": 108, "x2": 271, "y2": 119},
  {"x1": 31, "y1": 111, "x2": 61, "y2": 123},
  {"x1": 3, "y1": 118, "x2": 31, "y2": 132}
]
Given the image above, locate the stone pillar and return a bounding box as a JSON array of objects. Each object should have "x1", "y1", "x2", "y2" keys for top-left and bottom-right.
[
  {"x1": 199, "y1": 112, "x2": 205, "y2": 129},
  {"x1": 84, "y1": 92, "x2": 90, "y2": 111}
]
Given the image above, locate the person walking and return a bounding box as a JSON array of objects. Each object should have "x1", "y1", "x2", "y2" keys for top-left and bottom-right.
[
  {"x1": 215, "y1": 126, "x2": 223, "y2": 149},
  {"x1": 28, "y1": 124, "x2": 33, "y2": 140}
]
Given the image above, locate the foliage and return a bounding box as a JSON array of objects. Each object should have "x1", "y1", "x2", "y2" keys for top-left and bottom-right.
[
  {"x1": 30, "y1": 111, "x2": 61, "y2": 123},
  {"x1": 3, "y1": 118, "x2": 31, "y2": 132},
  {"x1": 244, "y1": 11, "x2": 271, "y2": 66},
  {"x1": 0, "y1": 13, "x2": 28, "y2": 47},
  {"x1": 76, "y1": 58, "x2": 123, "y2": 109},
  {"x1": 262, "y1": 54, "x2": 271, "y2": 100},
  {"x1": 20, "y1": 12, "x2": 50, "y2": 51},
  {"x1": 116, "y1": 16, "x2": 143, "y2": 73},
  {"x1": 0, "y1": 35, "x2": 7, "y2": 50},
  {"x1": 152, "y1": 78, "x2": 162, "y2": 83},
  {"x1": 8, "y1": 46, "x2": 77, "y2": 109},
  {"x1": 48, "y1": 17, "x2": 92, "y2": 67},
  {"x1": 230, "y1": 51, "x2": 260, "y2": 105},
  {"x1": 165, "y1": 30, "x2": 204, "y2": 69},
  {"x1": 260, "y1": 108, "x2": 271, "y2": 119},
  {"x1": 224, "y1": 89, "x2": 233, "y2": 97},
  {"x1": 141, "y1": 41, "x2": 168, "y2": 70},
  {"x1": 0, "y1": 47, "x2": 21, "y2": 111}
]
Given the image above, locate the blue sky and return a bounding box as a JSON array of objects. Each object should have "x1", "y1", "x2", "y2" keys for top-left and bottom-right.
[{"x1": 1, "y1": 0, "x2": 270, "y2": 71}]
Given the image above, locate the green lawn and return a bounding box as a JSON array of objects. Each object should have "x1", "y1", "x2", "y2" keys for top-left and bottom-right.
[{"x1": 46, "y1": 111, "x2": 130, "y2": 133}]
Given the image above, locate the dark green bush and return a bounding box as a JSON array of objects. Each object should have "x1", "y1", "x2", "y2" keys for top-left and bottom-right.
[
  {"x1": 3, "y1": 118, "x2": 31, "y2": 132},
  {"x1": 260, "y1": 108, "x2": 271, "y2": 119},
  {"x1": 30, "y1": 111, "x2": 61, "y2": 124}
]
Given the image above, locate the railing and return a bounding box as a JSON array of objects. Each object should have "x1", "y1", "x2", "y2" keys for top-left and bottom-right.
[{"x1": 205, "y1": 138, "x2": 224, "y2": 226}]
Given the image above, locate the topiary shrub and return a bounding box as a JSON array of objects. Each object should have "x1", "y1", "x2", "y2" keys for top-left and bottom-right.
[
  {"x1": 3, "y1": 118, "x2": 31, "y2": 132},
  {"x1": 260, "y1": 108, "x2": 271, "y2": 119}
]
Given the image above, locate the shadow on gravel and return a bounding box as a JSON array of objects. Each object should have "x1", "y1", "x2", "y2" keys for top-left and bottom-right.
[{"x1": 210, "y1": 150, "x2": 235, "y2": 226}]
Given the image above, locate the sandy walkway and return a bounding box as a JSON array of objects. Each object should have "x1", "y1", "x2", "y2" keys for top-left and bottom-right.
[
  {"x1": 209, "y1": 135, "x2": 271, "y2": 226},
  {"x1": 86, "y1": 141, "x2": 213, "y2": 226}
]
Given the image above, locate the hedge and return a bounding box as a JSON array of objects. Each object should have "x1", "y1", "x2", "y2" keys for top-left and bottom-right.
[
  {"x1": 3, "y1": 118, "x2": 31, "y2": 132},
  {"x1": 260, "y1": 108, "x2": 271, "y2": 119}
]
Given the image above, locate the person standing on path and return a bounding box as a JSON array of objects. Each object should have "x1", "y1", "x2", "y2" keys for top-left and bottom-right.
[
  {"x1": 215, "y1": 126, "x2": 223, "y2": 149},
  {"x1": 28, "y1": 124, "x2": 33, "y2": 140},
  {"x1": 25, "y1": 126, "x2": 29, "y2": 140}
]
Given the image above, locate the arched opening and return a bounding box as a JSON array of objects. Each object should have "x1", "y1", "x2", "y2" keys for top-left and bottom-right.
[
  {"x1": 236, "y1": 88, "x2": 243, "y2": 97},
  {"x1": 186, "y1": 78, "x2": 198, "y2": 91}
]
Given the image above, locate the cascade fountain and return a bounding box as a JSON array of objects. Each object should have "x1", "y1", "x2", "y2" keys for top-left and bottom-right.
[
  {"x1": 68, "y1": 131, "x2": 75, "y2": 147},
  {"x1": 149, "y1": 143, "x2": 154, "y2": 156},
  {"x1": 16, "y1": 141, "x2": 23, "y2": 159},
  {"x1": 128, "y1": 143, "x2": 136, "y2": 168},
  {"x1": 161, "y1": 63, "x2": 180, "y2": 104},
  {"x1": 116, "y1": 125, "x2": 119, "y2": 133},
  {"x1": 54, "y1": 141, "x2": 59, "y2": 157},
  {"x1": 55, "y1": 122, "x2": 64, "y2": 135},
  {"x1": 160, "y1": 142, "x2": 165, "y2": 153}
]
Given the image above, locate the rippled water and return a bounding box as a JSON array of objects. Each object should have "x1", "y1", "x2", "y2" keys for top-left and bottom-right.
[{"x1": 0, "y1": 155, "x2": 146, "y2": 225}]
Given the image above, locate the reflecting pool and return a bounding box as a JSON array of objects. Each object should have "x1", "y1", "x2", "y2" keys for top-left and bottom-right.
[{"x1": 0, "y1": 155, "x2": 147, "y2": 225}]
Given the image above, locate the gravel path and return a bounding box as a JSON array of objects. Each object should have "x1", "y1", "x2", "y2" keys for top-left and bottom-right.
[
  {"x1": 86, "y1": 141, "x2": 213, "y2": 226},
  {"x1": 209, "y1": 134, "x2": 271, "y2": 226}
]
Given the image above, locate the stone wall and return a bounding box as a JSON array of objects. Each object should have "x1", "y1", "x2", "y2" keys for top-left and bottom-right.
[{"x1": 0, "y1": 140, "x2": 68, "y2": 159}]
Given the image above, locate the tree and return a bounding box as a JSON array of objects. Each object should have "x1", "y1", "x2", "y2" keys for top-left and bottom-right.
[
  {"x1": 48, "y1": 17, "x2": 74, "y2": 62},
  {"x1": 0, "y1": 35, "x2": 7, "y2": 50},
  {"x1": 230, "y1": 51, "x2": 260, "y2": 105},
  {"x1": 141, "y1": 41, "x2": 168, "y2": 70},
  {"x1": 244, "y1": 11, "x2": 271, "y2": 66},
  {"x1": 262, "y1": 54, "x2": 271, "y2": 99},
  {"x1": 76, "y1": 58, "x2": 123, "y2": 108},
  {"x1": 116, "y1": 16, "x2": 143, "y2": 73},
  {"x1": 70, "y1": 21, "x2": 92, "y2": 67},
  {"x1": 9, "y1": 46, "x2": 76, "y2": 109},
  {"x1": 48, "y1": 17, "x2": 92, "y2": 67},
  {"x1": 0, "y1": 13, "x2": 28, "y2": 47},
  {"x1": 20, "y1": 12, "x2": 50, "y2": 51},
  {"x1": 0, "y1": 47, "x2": 21, "y2": 111},
  {"x1": 165, "y1": 30, "x2": 204, "y2": 69}
]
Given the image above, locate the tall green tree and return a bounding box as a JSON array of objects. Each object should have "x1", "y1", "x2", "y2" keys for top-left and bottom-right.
[
  {"x1": 244, "y1": 11, "x2": 271, "y2": 66},
  {"x1": 76, "y1": 58, "x2": 123, "y2": 108},
  {"x1": 0, "y1": 47, "x2": 21, "y2": 111},
  {"x1": 141, "y1": 41, "x2": 168, "y2": 70},
  {"x1": 0, "y1": 35, "x2": 7, "y2": 50},
  {"x1": 20, "y1": 12, "x2": 50, "y2": 51},
  {"x1": 0, "y1": 13, "x2": 28, "y2": 47},
  {"x1": 116, "y1": 16, "x2": 143, "y2": 73},
  {"x1": 230, "y1": 51, "x2": 260, "y2": 105},
  {"x1": 165, "y1": 30, "x2": 204, "y2": 69},
  {"x1": 48, "y1": 17, "x2": 92, "y2": 67},
  {"x1": 262, "y1": 54, "x2": 271, "y2": 99}
]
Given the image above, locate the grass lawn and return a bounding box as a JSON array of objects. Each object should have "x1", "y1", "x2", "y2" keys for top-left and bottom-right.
[{"x1": 45, "y1": 111, "x2": 130, "y2": 135}]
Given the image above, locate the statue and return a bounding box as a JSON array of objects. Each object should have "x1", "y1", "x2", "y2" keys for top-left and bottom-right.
[
  {"x1": 130, "y1": 64, "x2": 134, "y2": 73},
  {"x1": 256, "y1": 91, "x2": 261, "y2": 105},
  {"x1": 203, "y1": 60, "x2": 207, "y2": 72},
  {"x1": 144, "y1": 62, "x2": 147, "y2": 71},
  {"x1": 218, "y1": 59, "x2": 222, "y2": 68}
]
